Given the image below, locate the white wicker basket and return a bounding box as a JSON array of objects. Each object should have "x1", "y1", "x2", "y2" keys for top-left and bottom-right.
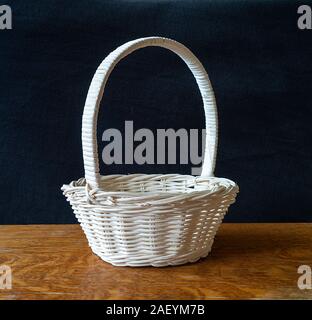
[{"x1": 62, "y1": 37, "x2": 239, "y2": 267}]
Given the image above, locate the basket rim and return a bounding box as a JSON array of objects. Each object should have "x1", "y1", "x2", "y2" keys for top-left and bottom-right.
[{"x1": 61, "y1": 173, "x2": 239, "y2": 205}]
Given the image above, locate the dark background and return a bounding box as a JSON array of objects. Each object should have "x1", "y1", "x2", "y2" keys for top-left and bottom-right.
[{"x1": 0, "y1": 0, "x2": 311, "y2": 224}]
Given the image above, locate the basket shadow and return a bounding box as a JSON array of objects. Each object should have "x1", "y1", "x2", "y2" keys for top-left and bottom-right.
[{"x1": 197, "y1": 223, "x2": 310, "y2": 263}]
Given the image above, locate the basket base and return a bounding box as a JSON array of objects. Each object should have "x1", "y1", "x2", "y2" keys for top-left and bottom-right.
[{"x1": 90, "y1": 244, "x2": 214, "y2": 267}]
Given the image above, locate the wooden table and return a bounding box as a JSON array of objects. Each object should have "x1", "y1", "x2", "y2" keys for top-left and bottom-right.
[{"x1": 0, "y1": 224, "x2": 311, "y2": 300}]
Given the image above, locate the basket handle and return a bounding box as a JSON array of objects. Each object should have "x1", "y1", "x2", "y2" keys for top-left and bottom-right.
[{"x1": 82, "y1": 37, "x2": 218, "y2": 188}]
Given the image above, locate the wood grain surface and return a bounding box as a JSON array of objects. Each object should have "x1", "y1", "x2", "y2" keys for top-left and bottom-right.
[{"x1": 0, "y1": 223, "x2": 311, "y2": 300}]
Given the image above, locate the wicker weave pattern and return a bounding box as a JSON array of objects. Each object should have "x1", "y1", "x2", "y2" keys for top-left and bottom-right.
[{"x1": 62, "y1": 37, "x2": 239, "y2": 267}]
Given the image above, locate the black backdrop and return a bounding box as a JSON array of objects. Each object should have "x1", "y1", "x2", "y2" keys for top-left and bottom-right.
[{"x1": 0, "y1": 0, "x2": 311, "y2": 224}]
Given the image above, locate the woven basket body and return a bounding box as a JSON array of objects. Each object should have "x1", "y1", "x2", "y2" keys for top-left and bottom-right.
[{"x1": 62, "y1": 37, "x2": 239, "y2": 267}]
